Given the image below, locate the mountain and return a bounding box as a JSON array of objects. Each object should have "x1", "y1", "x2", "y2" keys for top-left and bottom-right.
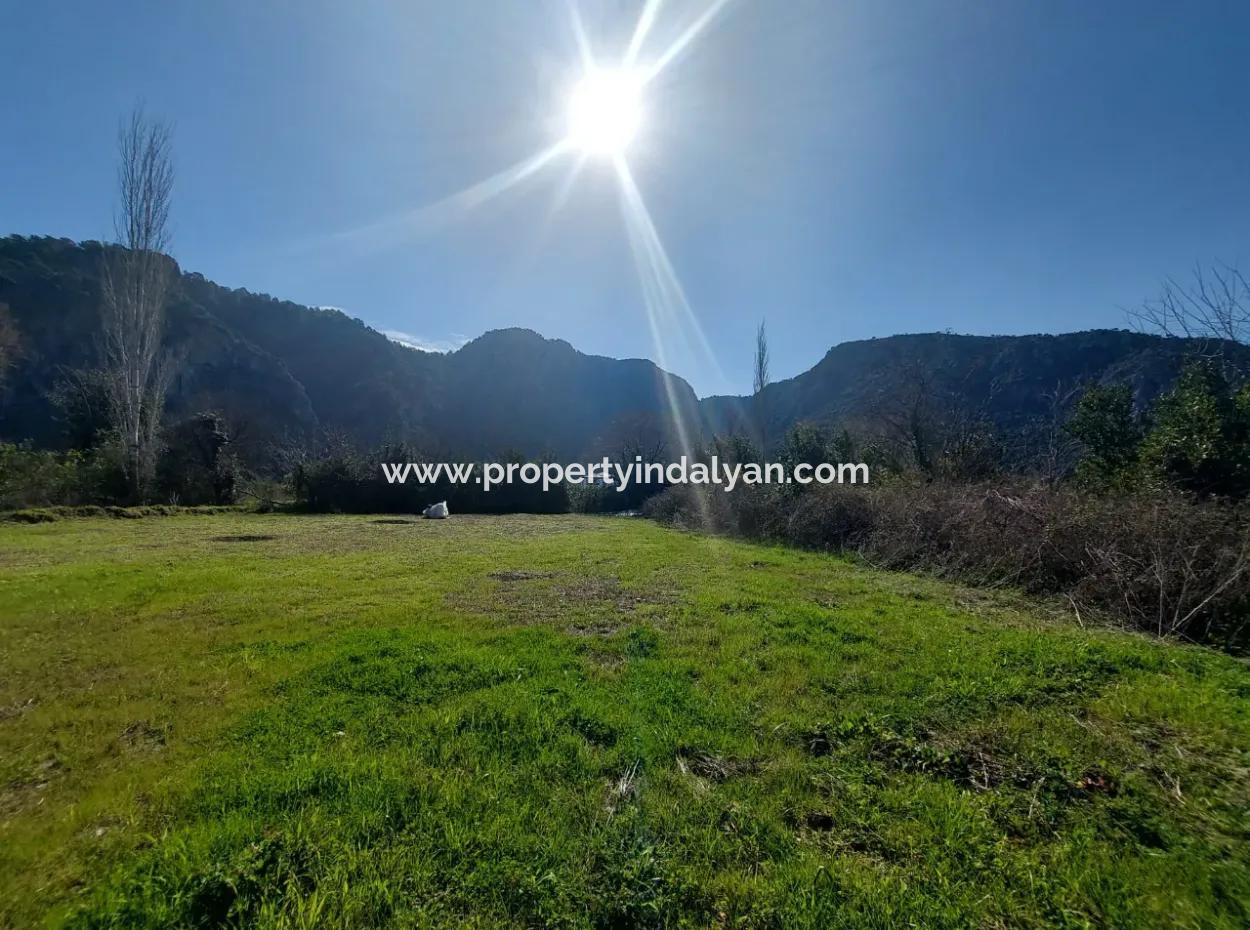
[
  {"x1": 0, "y1": 237, "x2": 319, "y2": 465},
  {"x1": 431, "y1": 328, "x2": 700, "y2": 458},
  {"x1": 0, "y1": 236, "x2": 699, "y2": 462},
  {"x1": 702, "y1": 330, "x2": 1250, "y2": 448},
  {"x1": 2, "y1": 235, "x2": 1245, "y2": 467}
]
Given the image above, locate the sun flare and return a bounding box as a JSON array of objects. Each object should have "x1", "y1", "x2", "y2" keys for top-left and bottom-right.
[
  {"x1": 348, "y1": 0, "x2": 735, "y2": 462},
  {"x1": 566, "y1": 69, "x2": 643, "y2": 156}
]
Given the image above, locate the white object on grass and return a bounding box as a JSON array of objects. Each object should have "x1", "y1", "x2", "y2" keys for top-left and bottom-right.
[{"x1": 423, "y1": 501, "x2": 449, "y2": 519}]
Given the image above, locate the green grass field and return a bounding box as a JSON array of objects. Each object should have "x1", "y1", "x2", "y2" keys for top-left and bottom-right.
[{"x1": 1, "y1": 514, "x2": 1247, "y2": 929}]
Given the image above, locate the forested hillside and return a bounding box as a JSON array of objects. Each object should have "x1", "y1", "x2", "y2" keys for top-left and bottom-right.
[
  {"x1": 3, "y1": 235, "x2": 1244, "y2": 467},
  {"x1": 0, "y1": 237, "x2": 699, "y2": 463},
  {"x1": 704, "y1": 330, "x2": 1250, "y2": 452}
]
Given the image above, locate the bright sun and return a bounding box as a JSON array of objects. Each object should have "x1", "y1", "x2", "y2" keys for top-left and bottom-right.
[{"x1": 567, "y1": 69, "x2": 644, "y2": 156}]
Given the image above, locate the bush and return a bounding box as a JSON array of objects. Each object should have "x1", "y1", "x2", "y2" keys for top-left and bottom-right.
[
  {"x1": 648, "y1": 480, "x2": 1250, "y2": 648},
  {"x1": 156, "y1": 413, "x2": 239, "y2": 505},
  {"x1": 1068, "y1": 365, "x2": 1250, "y2": 498},
  {"x1": 0, "y1": 443, "x2": 127, "y2": 509},
  {"x1": 1137, "y1": 365, "x2": 1250, "y2": 497},
  {"x1": 2, "y1": 504, "x2": 238, "y2": 523}
]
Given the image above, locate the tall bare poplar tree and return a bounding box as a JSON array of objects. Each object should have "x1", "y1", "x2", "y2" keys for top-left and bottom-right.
[
  {"x1": 101, "y1": 106, "x2": 175, "y2": 500},
  {"x1": 752, "y1": 319, "x2": 770, "y2": 451}
]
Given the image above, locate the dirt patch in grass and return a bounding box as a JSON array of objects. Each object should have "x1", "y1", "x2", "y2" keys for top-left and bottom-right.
[
  {"x1": 567, "y1": 619, "x2": 626, "y2": 637},
  {"x1": 371, "y1": 518, "x2": 418, "y2": 525},
  {"x1": 798, "y1": 728, "x2": 834, "y2": 758},
  {"x1": 557, "y1": 575, "x2": 673, "y2": 613},
  {"x1": 210, "y1": 534, "x2": 277, "y2": 543},
  {"x1": 489, "y1": 570, "x2": 554, "y2": 582},
  {"x1": 808, "y1": 719, "x2": 1124, "y2": 804},
  {"x1": 452, "y1": 571, "x2": 675, "y2": 632},
  {"x1": 0, "y1": 697, "x2": 37, "y2": 722},
  {"x1": 118, "y1": 721, "x2": 169, "y2": 753},
  {"x1": 584, "y1": 650, "x2": 626, "y2": 672},
  {"x1": 803, "y1": 810, "x2": 836, "y2": 831},
  {"x1": 2, "y1": 757, "x2": 64, "y2": 818},
  {"x1": 717, "y1": 599, "x2": 763, "y2": 614}
]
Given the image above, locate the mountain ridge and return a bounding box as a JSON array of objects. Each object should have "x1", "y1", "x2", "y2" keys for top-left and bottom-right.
[{"x1": 3, "y1": 235, "x2": 1245, "y2": 465}]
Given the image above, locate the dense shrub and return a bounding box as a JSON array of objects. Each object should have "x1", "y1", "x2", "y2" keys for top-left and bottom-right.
[
  {"x1": 1065, "y1": 384, "x2": 1143, "y2": 491},
  {"x1": 0, "y1": 442, "x2": 127, "y2": 509},
  {"x1": 156, "y1": 412, "x2": 239, "y2": 505},
  {"x1": 1, "y1": 407, "x2": 244, "y2": 510},
  {"x1": 647, "y1": 481, "x2": 1250, "y2": 648},
  {"x1": 1137, "y1": 365, "x2": 1250, "y2": 497},
  {"x1": 2, "y1": 504, "x2": 237, "y2": 523},
  {"x1": 568, "y1": 481, "x2": 661, "y2": 514},
  {"x1": 1068, "y1": 363, "x2": 1250, "y2": 498}
]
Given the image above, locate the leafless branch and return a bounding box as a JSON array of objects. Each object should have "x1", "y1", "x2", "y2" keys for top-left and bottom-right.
[{"x1": 1130, "y1": 262, "x2": 1250, "y2": 377}]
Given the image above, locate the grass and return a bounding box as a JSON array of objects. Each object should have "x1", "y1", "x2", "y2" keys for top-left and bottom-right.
[{"x1": 0, "y1": 513, "x2": 1247, "y2": 929}]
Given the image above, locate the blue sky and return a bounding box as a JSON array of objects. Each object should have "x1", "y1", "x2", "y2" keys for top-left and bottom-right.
[{"x1": 4, "y1": 1, "x2": 1249, "y2": 396}]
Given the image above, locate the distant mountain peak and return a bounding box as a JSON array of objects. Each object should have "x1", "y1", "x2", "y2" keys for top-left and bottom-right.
[{"x1": 458, "y1": 327, "x2": 575, "y2": 354}]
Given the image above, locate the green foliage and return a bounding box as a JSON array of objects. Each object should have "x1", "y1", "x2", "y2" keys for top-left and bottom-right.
[
  {"x1": 3, "y1": 504, "x2": 238, "y2": 523},
  {"x1": 778, "y1": 422, "x2": 829, "y2": 481},
  {"x1": 156, "y1": 412, "x2": 239, "y2": 505},
  {"x1": 1068, "y1": 368, "x2": 1250, "y2": 498},
  {"x1": 1066, "y1": 383, "x2": 1143, "y2": 490},
  {"x1": 712, "y1": 432, "x2": 761, "y2": 467},
  {"x1": 1137, "y1": 363, "x2": 1250, "y2": 498},
  {"x1": 0, "y1": 442, "x2": 126, "y2": 509},
  {"x1": 47, "y1": 368, "x2": 113, "y2": 450},
  {"x1": 829, "y1": 426, "x2": 857, "y2": 463},
  {"x1": 1, "y1": 514, "x2": 1248, "y2": 927}
]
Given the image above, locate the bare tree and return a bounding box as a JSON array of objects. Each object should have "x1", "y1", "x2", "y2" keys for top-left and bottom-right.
[
  {"x1": 597, "y1": 410, "x2": 669, "y2": 466},
  {"x1": 100, "y1": 106, "x2": 175, "y2": 500},
  {"x1": 1130, "y1": 262, "x2": 1250, "y2": 377},
  {"x1": 752, "y1": 320, "x2": 770, "y2": 451},
  {"x1": 875, "y1": 359, "x2": 939, "y2": 475},
  {"x1": 873, "y1": 359, "x2": 1006, "y2": 479},
  {"x1": 1034, "y1": 379, "x2": 1083, "y2": 485}
]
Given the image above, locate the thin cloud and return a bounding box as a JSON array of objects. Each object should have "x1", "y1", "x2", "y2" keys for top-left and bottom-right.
[{"x1": 384, "y1": 329, "x2": 468, "y2": 354}]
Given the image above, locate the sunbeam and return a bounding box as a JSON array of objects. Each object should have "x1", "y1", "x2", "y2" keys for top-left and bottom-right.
[
  {"x1": 618, "y1": 187, "x2": 700, "y2": 462},
  {"x1": 624, "y1": 0, "x2": 664, "y2": 67},
  {"x1": 545, "y1": 151, "x2": 590, "y2": 222},
  {"x1": 565, "y1": 0, "x2": 596, "y2": 71},
  {"x1": 313, "y1": 0, "x2": 735, "y2": 407},
  {"x1": 322, "y1": 141, "x2": 570, "y2": 250},
  {"x1": 615, "y1": 156, "x2": 715, "y2": 528},
  {"x1": 641, "y1": 0, "x2": 733, "y2": 83},
  {"x1": 421, "y1": 141, "x2": 571, "y2": 218},
  {"x1": 613, "y1": 155, "x2": 727, "y2": 388}
]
